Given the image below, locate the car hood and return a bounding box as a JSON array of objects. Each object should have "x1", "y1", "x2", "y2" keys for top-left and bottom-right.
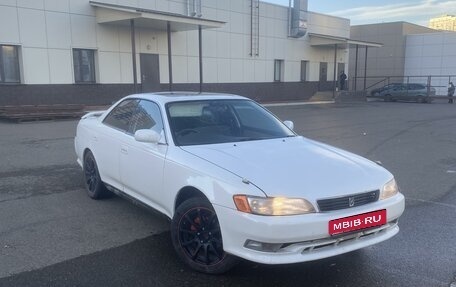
[{"x1": 181, "y1": 136, "x2": 392, "y2": 202}]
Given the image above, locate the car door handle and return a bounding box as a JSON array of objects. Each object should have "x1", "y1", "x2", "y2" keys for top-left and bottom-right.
[{"x1": 121, "y1": 147, "x2": 128, "y2": 155}]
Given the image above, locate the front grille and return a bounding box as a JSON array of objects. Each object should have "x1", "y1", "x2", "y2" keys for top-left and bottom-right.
[{"x1": 317, "y1": 190, "x2": 379, "y2": 212}]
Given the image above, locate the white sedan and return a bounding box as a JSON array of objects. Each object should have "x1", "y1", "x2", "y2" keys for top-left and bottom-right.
[{"x1": 74, "y1": 92, "x2": 405, "y2": 274}]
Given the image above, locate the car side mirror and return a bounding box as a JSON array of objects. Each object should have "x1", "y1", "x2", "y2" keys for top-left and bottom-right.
[
  {"x1": 134, "y1": 129, "x2": 161, "y2": 144},
  {"x1": 283, "y1": 120, "x2": 294, "y2": 130}
]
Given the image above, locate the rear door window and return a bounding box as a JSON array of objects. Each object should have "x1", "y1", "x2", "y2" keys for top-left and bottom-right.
[{"x1": 103, "y1": 99, "x2": 139, "y2": 132}]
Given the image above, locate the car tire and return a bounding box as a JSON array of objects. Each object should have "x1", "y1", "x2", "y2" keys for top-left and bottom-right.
[
  {"x1": 83, "y1": 150, "x2": 110, "y2": 199},
  {"x1": 384, "y1": 94, "x2": 392, "y2": 102},
  {"x1": 417, "y1": 96, "x2": 426, "y2": 103},
  {"x1": 171, "y1": 197, "x2": 238, "y2": 274}
]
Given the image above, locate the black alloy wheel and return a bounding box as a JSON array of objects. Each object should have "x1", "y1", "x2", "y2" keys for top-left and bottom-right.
[
  {"x1": 171, "y1": 198, "x2": 237, "y2": 274},
  {"x1": 83, "y1": 151, "x2": 110, "y2": 199}
]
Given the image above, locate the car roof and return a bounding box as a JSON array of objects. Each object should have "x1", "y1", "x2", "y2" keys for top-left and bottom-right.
[{"x1": 124, "y1": 92, "x2": 247, "y2": 105}]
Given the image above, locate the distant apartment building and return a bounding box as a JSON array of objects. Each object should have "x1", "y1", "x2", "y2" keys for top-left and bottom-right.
[{"x1": 429, "y1": 15, "x2": 456, "y2": 31}]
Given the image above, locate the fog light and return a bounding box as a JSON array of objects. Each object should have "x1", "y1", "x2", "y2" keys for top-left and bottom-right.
[{"x1": 244, "y1": 240, "x2": 283, "y2": 252}]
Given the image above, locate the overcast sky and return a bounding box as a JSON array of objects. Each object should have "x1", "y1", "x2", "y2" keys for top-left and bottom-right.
[{"x1": 263, "y1": 0, "x2": 456, "y2": 26}]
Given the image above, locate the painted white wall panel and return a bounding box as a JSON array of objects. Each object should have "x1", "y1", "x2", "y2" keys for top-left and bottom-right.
[
  {"x1": 203, "y1": 30, "x2": 217, "y2": 57},
  {"x1": 187, "y1": 56, "x2": 199, "y2": 83},
  {"x1": 230, "y1": 33, "x2": 244, "y2": 59},
  {"x1": 18, "y1": 8, "x2": 47, "y2": 48},
  {"x1": 216, "y1": 9, "x2": 230, "y2": 33},
  {"x1": 443, "y1": 33, "x2": 456, "y2": 44},
  {"x1": 17, "y1": 0, "x2": 43, "y2": 9},
  {"x1": 230, "y1": 59, "x2": 244, "y2": 82},
  {"x1": 217, "y1": 58, "x2": 231, "y2": 82},
  {"x1": 254, "y1": 60, "x2": 266, "y2": 82},
  {"x1": 229, "y1": 0, "x2": 244, "y2": 14},
  {"x1": 69, "y1": 0, "x2": 94, "y2": 16},
  {"x1": 44, "y1": 0, "x2": 69, "y2": 12},
  {"x1": 48, "y1": 49, "x2": 72, "y2": 84},
  {"x1": 172, "y1": 55, "x2": 188, "y2": 83},
  {"x1": 137, "y1": 0, "x2": 156, "y2": 10},
  {"x1": 97, "y1": 25, "x2": 120, "y2": 52},
  {"x1": 243, "y1": 60, "x2": 255, "y2": 82},
  {"x1": 171, "y1": 31, "x2": 187, "y2": 56},
  {"x1": 216, "y1": 0, "x2": 230, "y2": 12},
  {"x1": 168, "y1": 1, "x2": 185, "y2": 15},
  {"x1": 186, "y1": 30, "x2": 198, "y2": 57},
  {"x1": 98, "y1": 51, "x2": 121, "y2": 83},
  {"x1": 0, "y1": 6, "x2": 20, "y2": 44},
  {"x1": 71, "y1": 15, "x2": 97, "y2": 48},
  {"x1": 421, "y1": 44, "x2": 443, "y2": 57},
  {"x1": 201, "y1": 0, "x2": 216, "y2": 9},
  {"x1": 0, "y1": 0, "x2": 17, "y2": 6},
  {"x1": 159, "y1": 54, "x2": 169, "y2": 83},
  {"x1": 201, "y1": 6, "x2": 217, "y2": 20},
  {"x1": 46, "y1": 12, "x2": 71, "y2": 49},
  {"x1": 22, "y1": 47, "x2": 50, "y2": 84},
  {"x1": 264, "y1": 60, "x2": 273, "y2": 82},
  {"x1": 118, "y1": 26, "x2": 132, "y2": 53},
  {"x1": 119, "y1": 52, "x2": 133, "y2": 83},
  {"x1": 155, "y1": 0, "x2": 169, "y2": 13},
  {"x1": 203, "y1": 57, "x2": 218, "y2": 83},
  {"x1": 230, "y1": 12, "x2": 244, "y2": 34},
  {"x1": 216, "y1": 31, "x2": 230, "y2": 58}
]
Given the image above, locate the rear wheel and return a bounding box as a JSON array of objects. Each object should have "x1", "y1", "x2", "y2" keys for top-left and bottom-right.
[
  {"x1": 416, "y1": 96, "x2": 426, "y2": 103},
  {"x1": 171, "y1": 197, "x2": 238, "y2": 274},
  {"x1": 384, "y1": 94, "x2": 392, "y2": 102},
  {"x1": 83, "y1": 150, "x2": 110, "y2": 199}
]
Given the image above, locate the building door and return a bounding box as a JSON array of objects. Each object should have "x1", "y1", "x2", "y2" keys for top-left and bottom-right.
[
  {"x1": 140, "y1": 54, "x2": 160, "y2": 92},
  {"x1": 318, "y1": 62, "x2": 328, "y2": 91},
  {"x1": 319, "y1": 62, "x2": 327, "y2": 82}
]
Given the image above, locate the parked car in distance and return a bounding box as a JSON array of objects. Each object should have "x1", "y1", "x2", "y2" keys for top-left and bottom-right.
[
  {"x1": 369, "y1": 83, "x2": 435, "y2": 103},
  {"x1": 74, "y1": 92, "x2": 405, "y2": 274}
]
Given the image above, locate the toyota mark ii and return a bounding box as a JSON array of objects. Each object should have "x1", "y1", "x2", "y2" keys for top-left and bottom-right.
[{"x1": 74, "y1": 92, "x2": 405, "y2": 274}]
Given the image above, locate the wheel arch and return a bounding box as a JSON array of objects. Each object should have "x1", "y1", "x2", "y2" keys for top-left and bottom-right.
[{"x1": 174, "y1": 186, "x2": 209, "y2": 211}]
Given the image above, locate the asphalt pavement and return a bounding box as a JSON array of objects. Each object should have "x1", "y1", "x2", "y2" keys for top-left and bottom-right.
[{"x1": 0, "y1": 100, "x2": 455, "y2": 287}]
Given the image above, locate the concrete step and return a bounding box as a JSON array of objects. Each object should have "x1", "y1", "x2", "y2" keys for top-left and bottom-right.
[
  {"x1": 309, "y1": 91, "x2": 335, "y2": 102},
  {"x1": 336, "y1": 91, "x2": 367, "y2": 103}
]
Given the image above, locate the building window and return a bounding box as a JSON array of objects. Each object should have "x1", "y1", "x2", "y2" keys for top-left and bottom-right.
[
  {"x1": 300, "y1": 60, "x2": 308, "y2": 82},
  {"x1": 73, "y1": 49, "x2": 96, "y2": 83},
  {"x1": 0, "y1": 45, "x2": 20, "y2": 84},
  {"x1": 274, "y1": 59, "x2": 284, "y2": 82}
]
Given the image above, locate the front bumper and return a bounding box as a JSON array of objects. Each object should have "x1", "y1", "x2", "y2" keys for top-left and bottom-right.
[{"x1": 214, "y1": 193, "x2": 404, "y2": 264}]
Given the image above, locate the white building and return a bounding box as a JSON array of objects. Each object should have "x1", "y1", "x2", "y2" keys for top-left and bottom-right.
[
  {"x1": 0, "y1": 0, "x2": 364, "y2": 105},
  {"x1": 405, "y1": 31, "x2": 456, "y2": 95}
]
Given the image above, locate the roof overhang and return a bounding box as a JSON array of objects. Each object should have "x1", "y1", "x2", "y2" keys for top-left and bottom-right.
[
  {"x1": 90, "y1": 1, "x2": 225, "y2": 31},
  {"x1": 309, "y1": 33, "x2": 383, "y2": 49}
]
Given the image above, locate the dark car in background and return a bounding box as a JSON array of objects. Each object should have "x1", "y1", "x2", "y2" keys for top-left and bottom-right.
[{"x1": 369, "y1": 83, "x2": 435, "y2": 103}]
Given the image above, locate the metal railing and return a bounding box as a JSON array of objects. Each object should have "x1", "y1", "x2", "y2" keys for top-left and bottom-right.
[{"x1": 350, "y1": 75, "x2": 456, "y2": 97}]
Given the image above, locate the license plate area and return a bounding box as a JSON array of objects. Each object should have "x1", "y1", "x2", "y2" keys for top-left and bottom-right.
[{"x1": 329, "y1": 209, "x2": 387, "y2": 236}]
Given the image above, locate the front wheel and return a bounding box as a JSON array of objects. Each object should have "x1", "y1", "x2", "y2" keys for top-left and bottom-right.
[{"x1": 171, "y1": 198, "x2": 238, "y2": 274}]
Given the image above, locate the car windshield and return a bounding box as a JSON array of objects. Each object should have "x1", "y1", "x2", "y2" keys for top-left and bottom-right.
[{"x1": 167, "y1": 99, "x2": 295, "y2": 146}]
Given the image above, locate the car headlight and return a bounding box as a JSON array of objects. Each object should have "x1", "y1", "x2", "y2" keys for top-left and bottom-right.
[
  {"x1": 233, "y1": 195, "x2": 315, "y2": 216},
  {"x1": 380, "y1": 178, "x2": 399, "y2": 200}
]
